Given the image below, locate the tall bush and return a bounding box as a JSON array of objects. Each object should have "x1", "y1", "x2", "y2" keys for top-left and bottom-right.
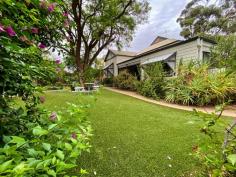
[
  {"x1": 165, "y1": 62, "x2": 236, "y2": 106},
  {"x1": 137, "y1": 63, "x2": 166, "y2": 99},
  {"x1": 113, "y1": 70, "x2": 138, "y2": 91}
]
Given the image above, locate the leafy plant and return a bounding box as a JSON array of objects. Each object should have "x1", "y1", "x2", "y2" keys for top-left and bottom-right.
[
  {"x1": 192, "y1": 105, "x2": 236, "y2": 177},
  {"x1": 113, "y1": 70, "x2": 138, "y2": 91},
  {"x1": 165, "y1": 62, "x2": 236, "y2": 106},
  {"x1": 137, "y1": 63, "x2": 166, "y2": 99},
  {"x1": 102, "y1": 77, "x2": 114, "y2": 87},
  {"x1": 0, "y1": 1, "x2": 92, "y2": 176},
  {"x1": 0, "y1": 103, "x2": 92, "y2": 176}
]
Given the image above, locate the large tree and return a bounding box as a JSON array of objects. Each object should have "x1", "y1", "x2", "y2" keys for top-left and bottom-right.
[
  {"x1": 177, "y1": 0, "x2": 236, "y2": 39},
  {"x1": 45, "y1": 0, "x2": 150, "y2": 85}
]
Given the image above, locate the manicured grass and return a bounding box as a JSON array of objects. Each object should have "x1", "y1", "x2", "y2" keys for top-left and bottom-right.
[{"x1": 43, "y1": 89, "x2": 212, "y2": 177}]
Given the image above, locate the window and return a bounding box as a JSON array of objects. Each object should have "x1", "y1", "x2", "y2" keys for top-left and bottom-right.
[
  {"x1": 203, "y1": 51, "x2": 217, "y2": 68},
  {"x1": 203, "y1": 51, "x2": 210, "y2": 63}
]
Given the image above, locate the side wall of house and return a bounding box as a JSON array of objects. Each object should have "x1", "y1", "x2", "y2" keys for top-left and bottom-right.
[
  {"x1": 140, "y1": 40, "x2": 199, "y2": 65},
  {"x1": 139, "y1": 39, "x2": 214, "y2": 74}
]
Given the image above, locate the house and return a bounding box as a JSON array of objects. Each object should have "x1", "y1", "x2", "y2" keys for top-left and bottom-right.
[
  {"x1": 104, "y1": 36, "x2": 216, "y2": 79},
  {"x1": 103, "y1": 50, "x2": 136, "y2": 78}
]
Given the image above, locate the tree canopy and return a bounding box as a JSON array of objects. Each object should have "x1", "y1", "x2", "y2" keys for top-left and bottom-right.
[
  {"x1": 44, "y1": 0, "x2": 150, "y2": 84},
  {"x1": 177, "y1": 0, "x2": 236, "y2": 39}
]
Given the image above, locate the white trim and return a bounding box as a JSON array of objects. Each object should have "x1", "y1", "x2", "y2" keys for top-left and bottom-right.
[{"x1": 141, "y1": 52, "x2": 176, "y2": 65}]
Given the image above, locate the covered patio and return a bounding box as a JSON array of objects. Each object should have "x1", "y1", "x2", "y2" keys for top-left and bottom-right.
[{"x1": 117, "y1": 52, "x2": 177, "y2": 79}]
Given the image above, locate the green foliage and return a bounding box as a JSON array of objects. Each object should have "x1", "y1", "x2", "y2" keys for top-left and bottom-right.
[
  {"x1": 165, "y1": 62, "x2": 236, "y2": 106},
  {"x1": 210, "y1": 34, "x2": 236, "y2": 69},
  {"x1": 113, "y1": 70, "x2": 138, "y2": 91},
  {"x1": 0, "y1": 1, "x2": 92, "y2": 176},
  {"x1": 136, "y1": 63, "x2": 166, "y2": 99},
  {"x1": 84, "y1": 67, "x2": 103, "y2": 83},
  {"x1": 177, "y1": 0, "x2": 236, "y2": 38},
  {"x1": 0, "y1": 103, "x2": 92, "y2": 176},
  {"x1": 42, "y1": 0, "x2": 150, "y2": 84},
  {"x1": 193, "y1": 105, "x2": 236, "y2": 176},
  {"x1": 102, "y1": 77, "x2": 114, "y2": 87}
]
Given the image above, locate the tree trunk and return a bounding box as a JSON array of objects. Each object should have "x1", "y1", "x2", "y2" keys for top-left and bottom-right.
[{"x1": 78, "y1": 70, "x2": 85, "y2": 87}]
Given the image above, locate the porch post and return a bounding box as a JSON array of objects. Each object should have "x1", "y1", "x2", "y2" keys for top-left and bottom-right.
[
  {"x1": 113, "y1": 62, "x2": 118, "y2": 76},
  {"x1": 141, "y1": 67, "x2": 144, "y2": 81}
]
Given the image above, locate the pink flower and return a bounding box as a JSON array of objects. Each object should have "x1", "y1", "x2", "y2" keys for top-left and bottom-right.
[
  {"x1": 39, "y1": 96, "x2": 45, "y2": 103},
  {"x1": 55, "y1": 59, "x2": 61, "y2": 64},
  {"x1": 38, "y1": 43, "x2": 46, "y2": 49},
  {"x1": 31, "y1": 27, "x2": 39, "y2": 34},
  {"x1": 5, "y1": 26, "x2": 16, "y2": 37},
  {"x1": 71, "y1": 132, "x2": 77, "y2": 139},
  {"x1": 19, "y1": 35, "x2": 28, "y2": 42},
  {"x1": 0, "y1": 24, "x2": 5, "y2": 32},
  {"x1": 48, "y1": 3, "x2": 56, "y2": 12},
  {"x1": 63, "y1": 12, "x2": 69, "y2": 17},
  {"x1": 49, "y1": 112, "x2": 57, "y2": 121}
]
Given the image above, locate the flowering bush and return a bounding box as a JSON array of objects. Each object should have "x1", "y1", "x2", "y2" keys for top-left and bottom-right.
[
  {"x1": 0, "y1": 103, "x2": 92, "y2": 176},
  {"x1": 0, "y1": 1, "x2": 92, "y2": 176}
]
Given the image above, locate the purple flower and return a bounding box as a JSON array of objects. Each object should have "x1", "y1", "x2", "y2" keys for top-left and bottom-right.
[
  {"x1": 39, "y1": 96, "x2": 45, "y2": 103},
  {"x1": 48, "y1": 3, "x2": 56, "y2": 12},
  {"x1": 71, "y1": 132, "x2": 77, "y2": 139},
  {"x1": 0, "y1": 24, "x2": 5, "y2": 33},
  {"x1": 5, "y1": 26, "x2": 16, "y2": 37},
  {"x1": 38, "y1": 43, "x2": 46, "y2": 49},
  {"x1": 31, "y1": 27, "x2": 39, "y2": 34},
  {"x1": 63, "y1": 12, "x2": 69, "y2": 17},
  {"x1": 49, "y1": 112, "x2": 57, "y2": 121},
  {"x1": 55, "y1": 59, "x2": 61, "y2": 64}
]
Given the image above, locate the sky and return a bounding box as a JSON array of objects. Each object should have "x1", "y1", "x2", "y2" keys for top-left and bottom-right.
[{"x1": 125, "y1": 0, "x2": 190, "y2": 52}]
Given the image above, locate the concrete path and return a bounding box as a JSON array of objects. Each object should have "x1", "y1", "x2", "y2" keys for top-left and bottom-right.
[{"x1": 105, "y1": 87, "x2": 236, "y2": 118}]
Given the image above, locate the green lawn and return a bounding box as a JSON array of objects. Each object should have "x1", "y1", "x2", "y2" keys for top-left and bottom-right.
[{"x1": 43, "y1": 89, "x2": 210, "y2": 177}]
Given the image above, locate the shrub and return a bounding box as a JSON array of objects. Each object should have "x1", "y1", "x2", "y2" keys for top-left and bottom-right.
[
  {"x1": 102, "y1": 77, "x2": 114, "y2": 87},
  {"x1": 84, "y1": 67, "x2": 103, "y2": 83},
  {"x1": 211, "y1": 34, "x2": 236, "y2": 69},
  {"x1": 0, "y1": 1, "x2": 92, "y2": 176},
  {"x1": 137, "y1": 63, "x2": 166, "y2": 99},
  {"x1": 193, "y1": 106, "x2": 236, "y2": 177},
  {"x1": 165, "y1": 62, "x2": 236, "y2": 106},
  {"x1": 113, "y1": 70, "x2": 138, "y2": 91},
  {"x1": 0, "y1": 103, "x2": 92, "y2": 176}
]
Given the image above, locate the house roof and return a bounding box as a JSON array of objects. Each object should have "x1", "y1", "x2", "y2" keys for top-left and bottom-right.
[
  {"x1": 117, "y1": 36, "x2": 216, "y2": 66},
  {"x1": 110, "y1": 50, "x2": 136, "y2": 56},
  {"x1": 150, "y1": 36, "x2": 168, "y2": 46},
  {"x1": 137, "y1": 38, "x2": 179, "y2": 55},
  {"x1": 104, "y1": 49, "x2": 136, "y2": 61}
]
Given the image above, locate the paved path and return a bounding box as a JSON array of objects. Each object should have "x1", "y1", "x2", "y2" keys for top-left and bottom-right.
[{"x1": 105, "y1": 87, "x2": 236, "y2": 118}]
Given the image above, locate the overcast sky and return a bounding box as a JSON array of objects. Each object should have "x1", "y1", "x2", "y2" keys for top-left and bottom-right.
[{"x1": 125, "y1": 0, "x2": 190, "y2": 52}]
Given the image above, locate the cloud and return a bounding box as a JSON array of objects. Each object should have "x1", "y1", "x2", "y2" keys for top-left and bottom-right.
[{"x1": 126, "y1": 0, "x2": 189, "y2": 52}]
